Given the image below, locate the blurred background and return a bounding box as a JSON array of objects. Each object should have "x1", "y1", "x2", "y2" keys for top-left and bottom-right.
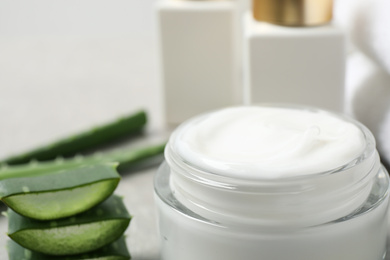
[
  {"x1": 1, "y1": 0, "x2": 389, "y2": 164},
  {"x1": 0, "y1": 0, "x2": 163, "y2": 159}
]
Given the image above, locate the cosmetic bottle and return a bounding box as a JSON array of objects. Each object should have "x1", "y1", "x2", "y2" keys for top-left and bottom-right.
[
  {"x1": 243, "y1": 0, "x2": 345, "y2": 112},
  {"x1": 156, "y1": 0, "x2": 241, "y2": 125},
  {"x1": 155, "y1": 105, "x2": 389, "y2": 260}
]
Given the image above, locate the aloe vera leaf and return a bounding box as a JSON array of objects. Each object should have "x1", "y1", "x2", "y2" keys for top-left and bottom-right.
[
  {"x1": 1, "y1": 110, "x2": 147, "y2": 165},
  {"x1": 0, "y1": 143, "x2": 166, "y2": 181},
  {"x1": 7, "y1": 236, "x2": 131, "y2": 260},
  {"x1": 8, "y1": 195, "x2": 131, "y2": 256},
  {"x1": 0, "y1": 163, "x2": 120, "y2": 220}
]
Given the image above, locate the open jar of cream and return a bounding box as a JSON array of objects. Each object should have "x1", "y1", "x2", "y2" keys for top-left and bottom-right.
[{"x1": 154, "y1": 105, "x2": 390, "y2": 260}]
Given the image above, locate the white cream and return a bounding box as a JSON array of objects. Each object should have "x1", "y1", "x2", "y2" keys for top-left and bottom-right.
[{"x1": 175, "y1": 106, "x2": 366, "y2": 179}]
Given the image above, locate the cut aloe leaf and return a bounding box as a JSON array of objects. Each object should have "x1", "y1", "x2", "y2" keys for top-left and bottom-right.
[
  {"x1": 0, "y1": 163, "x2": 120, "y2": 220},
  {"x1": 0, "y1": 143, "x2": 166, "y2": 181},
  {"x1": 1, "y1": 110, "x2": 147, "y2": 165},
  {"x1": 8, "y1": 195, "x2": 131, "y2": 256},
  {"x1": 7, "y1": 236, "x2": 131, "y2": 260}
]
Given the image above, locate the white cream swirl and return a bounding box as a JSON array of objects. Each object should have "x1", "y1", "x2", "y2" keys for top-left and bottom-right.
[{"x1": 174, "y1": 106, "x2": 366, "y2": 179}]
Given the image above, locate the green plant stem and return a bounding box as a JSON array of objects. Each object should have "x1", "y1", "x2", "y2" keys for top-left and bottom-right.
[
  {"x1": 7, "y1": 236, "x2": 131, "y2": 260},
  {"x1": 7, "y1": 195, "x2": 131, "y2": 256},
  {"x1": 1, "y1": 110, "x2": 147, "y2": 165},
  {"x1": 0, "y1": 143, "x2": 166, "y2": 181}
]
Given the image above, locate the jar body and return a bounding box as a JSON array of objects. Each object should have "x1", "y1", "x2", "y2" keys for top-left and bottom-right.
[
  {"x1": 155, "y1": 106, "x2": 390, "y2": 260},
  {"x1": 155, "y1": 161, "x2": 389, "y2": 260}
]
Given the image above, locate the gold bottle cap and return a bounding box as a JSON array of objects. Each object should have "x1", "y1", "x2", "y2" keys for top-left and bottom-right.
[{"x1": 253, "y1": 0, "x2": 333, "y2": 27}]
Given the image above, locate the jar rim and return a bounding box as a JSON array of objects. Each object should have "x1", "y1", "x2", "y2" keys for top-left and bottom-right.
[
  {"x1": 155, "y1": 161, "x2": 390, "y2": 230},
  {"x1": 163, "y1": 105, "x2": 381, "y2": 226},
  {"x1": 166, "y1": 104, "x2": 376, "y2": 183}
]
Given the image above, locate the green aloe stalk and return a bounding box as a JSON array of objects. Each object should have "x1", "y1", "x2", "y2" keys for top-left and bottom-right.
[
  {"x1": 7, "y1": 236, "x2": 131, "y2": 260},
  {"x1": 0, "y1": 143, "x2": 165, "y2": 214},
  {"x1": 1, "y1": 110, "x2": 147, "y2": 165},
  {"x1": 0, "y1": 143, "x2": 166, "y2": 181}
]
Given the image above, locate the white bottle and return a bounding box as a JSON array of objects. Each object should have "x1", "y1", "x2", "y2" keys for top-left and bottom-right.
[
  {"x1": 156, "y1": 0, "x2": 241, "y2": 125},
  {"x1": 243, "y1": 0, "x2": 345, "y2": 112}
]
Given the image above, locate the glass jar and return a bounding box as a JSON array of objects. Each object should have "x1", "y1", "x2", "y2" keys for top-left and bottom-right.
[{"x1": 154, "y1": 106, "x2": 390, "y2": 260}]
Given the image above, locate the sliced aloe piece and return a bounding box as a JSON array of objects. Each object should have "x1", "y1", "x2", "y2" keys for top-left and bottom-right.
[
  {"x1": 0, "y1": 163, "x2": 120, "y2": 220},
  {"x1": 8, "y1": 195, "x2": 131, "y2": 256},
  {"x1": 1, "y1": 110, "x2": 147, "y2": 165},
  {"x1": 7, "y1": 236, "x2": 131, "y2": 260}
]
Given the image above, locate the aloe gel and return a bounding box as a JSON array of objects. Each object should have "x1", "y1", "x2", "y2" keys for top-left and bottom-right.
[
  {"x1": 7, "y1": 195, "x2": 131, "y2": 256},
  {"x1": 0, "y1": 163, "x2": 120, "y2": 220},
  {"x1": 7, "y1": 236, "x2": 131, "y2": 260}
]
